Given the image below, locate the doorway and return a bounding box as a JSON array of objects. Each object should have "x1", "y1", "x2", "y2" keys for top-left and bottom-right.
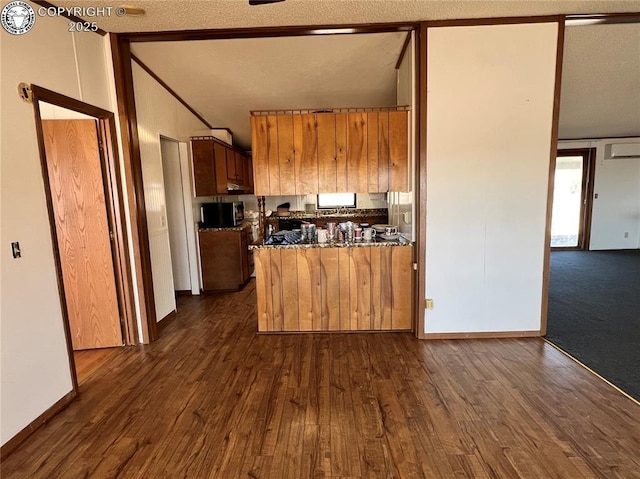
[
  {"x1": 159, "y1": 137, "x2": 200, "y2": 299},
  {"x1": 31, "y1": 86, "x2": 136, "y2": 388},
  {"x1": 550, "y1": 148, "x2": 595, "y2": 250}
]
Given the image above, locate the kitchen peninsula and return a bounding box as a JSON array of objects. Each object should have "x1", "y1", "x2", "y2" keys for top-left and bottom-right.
[{"x1": 250, "y1": 238, "x2": 413, "y2": 333}]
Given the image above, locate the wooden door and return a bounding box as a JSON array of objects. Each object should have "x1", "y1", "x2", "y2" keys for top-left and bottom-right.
[
  {"x1": 191, "y1": 139, "x2": 216, "y2": 196},
  {"x1": 42, "y1": 120, "x2": 122, "y2": 350}
]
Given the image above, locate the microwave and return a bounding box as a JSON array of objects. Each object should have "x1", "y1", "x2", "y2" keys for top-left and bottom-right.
[{"x1": 200, "y1": 202, "x2": 244, "y2": 228}]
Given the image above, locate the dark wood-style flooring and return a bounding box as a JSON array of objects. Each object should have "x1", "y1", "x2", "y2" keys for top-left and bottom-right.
[{"x1": 3, "y1": 281, "x2": 640, "y2": 478}]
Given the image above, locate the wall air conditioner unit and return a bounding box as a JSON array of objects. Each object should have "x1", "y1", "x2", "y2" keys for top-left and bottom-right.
[{"x1": 604, "y1": 143, "x2": 640, "y2": 160}]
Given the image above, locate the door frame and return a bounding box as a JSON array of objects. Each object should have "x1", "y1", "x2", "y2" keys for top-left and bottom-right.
[
  {"x1": 110, "y1": 23, "x2": 420, "y2": 342},
  {"x1": 31, "y1": 85, "x2": 138, "y2": 391},
  {"x1": 550, "y1": 148, "x2": 596, "y2": 251}
]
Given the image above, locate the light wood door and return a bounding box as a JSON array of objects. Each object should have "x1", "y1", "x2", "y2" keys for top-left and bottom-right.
[{"x1": 42, "y1": 120, "x2": 122, "y2": 350}]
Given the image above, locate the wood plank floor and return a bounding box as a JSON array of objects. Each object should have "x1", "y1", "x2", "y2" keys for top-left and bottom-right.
[
  {"x1": 3, "y1": 280, "x2": 640, "y2": 478},
  {"x1": 74, "y1": 347, "x2": 122, "y2": 384}
]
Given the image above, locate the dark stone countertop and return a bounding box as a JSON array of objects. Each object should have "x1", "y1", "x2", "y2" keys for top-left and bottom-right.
[
  {"x1": 199, "y1": 221, "x2": 252, "y2": 233},
  {"x1": 249, "y1": 236, "x2": 412, "y2": 250}
]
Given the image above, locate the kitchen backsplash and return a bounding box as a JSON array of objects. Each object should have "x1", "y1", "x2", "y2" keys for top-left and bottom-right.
[{"x1": 210, "y1": 193, "x2": 391, "y2": 212}]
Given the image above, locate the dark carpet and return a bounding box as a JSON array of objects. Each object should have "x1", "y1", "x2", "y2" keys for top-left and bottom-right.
[{"x1": 546, "y1": 250, "x2": 640, "y2": 401}]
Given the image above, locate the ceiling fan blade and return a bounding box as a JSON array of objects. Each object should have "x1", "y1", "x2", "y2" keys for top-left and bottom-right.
[{"x1": 249, "y1": 0, "x2": 285, "y2": 5}]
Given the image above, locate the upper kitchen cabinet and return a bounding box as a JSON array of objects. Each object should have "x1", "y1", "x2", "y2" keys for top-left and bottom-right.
[
  {"x1": 191, "y1": 136, "x2": 254, "y2": 196},
  {"x1": 250, "y1": 108, "x2": 410, "y2": 196}
]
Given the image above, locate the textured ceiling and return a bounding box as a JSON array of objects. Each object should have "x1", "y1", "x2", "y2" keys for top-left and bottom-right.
[
  {"x1": 132, "y1": 32, "x2": 407, "y2": 148},
  {"x1": 559, "y1": 23, "x2": 640, "y2": 139},
  {"x1": 50, "y1": 0, "x2": 640, "y2": 33},
  {"x1": 53, "y1": 0, "x2": 640, "y2": 141}
]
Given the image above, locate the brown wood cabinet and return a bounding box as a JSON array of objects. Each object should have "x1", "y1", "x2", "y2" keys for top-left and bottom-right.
[
  {"x1": 191, "y1": 137, "x2": 254, "y2": 196},
  {"x1": 254, "y1": 245, "x2": 412, "y2": 332},
  {"x1": 250, "y1": 109, "x2": 409, "y2": 196},
  {"x1": 199, "y1": 228, "x2": 253, "y2": 291}
]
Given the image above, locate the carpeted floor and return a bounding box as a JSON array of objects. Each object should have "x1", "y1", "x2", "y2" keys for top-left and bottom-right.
[{"x1": 546, "y1": 250, "x2": 640, "y2": 401}]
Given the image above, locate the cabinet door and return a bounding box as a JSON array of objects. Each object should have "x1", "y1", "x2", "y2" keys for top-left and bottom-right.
[
  {"x1": 377, "y1": 112, "x2": 390, "y2": 192},
  {"x1": 317, "y1": 113, "x2": 337, "y2": 193},
  {"x1": 251, "y1": 116, "x2": 270, "y2": 195},
  {"x1": 335, "y1": 113, "x2": 348, "y2": 192},
  {"x1": 213, "y1": 142, "x2": 229, "y2": 194},
  {"x1": 367, "y1": 112, "x2": 380, "y2": 192},
  {"x1": 235, "y1": 151, "x2": 245, "y2": 182},
  {"x1": 245, "y1": 155, "x2": 254, "y2": 193},
  {"x1": 191, "y1": 139, "x2": 216, "y2": 197},
  {"x1": 225, "y1": 148, "x2": 236, "y2": 182},
  {"x1": 267, "y1": 115, "x2": 280, "y2": 195},
  {"x1": 277, "y1": 114, "x2": 295, "y2": 195},
  {"x1": 389, "y1": 110, "x2": 409, "y2": 192},
  {"x1": 347, "y1": 113, "x2": 368, "y2": 193},
  {"x1": 293, "y1": 114, "x2": 318, "y2": 195}
]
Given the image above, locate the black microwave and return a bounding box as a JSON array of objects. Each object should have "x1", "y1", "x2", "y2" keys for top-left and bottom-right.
[{"x1": 200, "y1": 202, "x2": 244, "y2": 228}]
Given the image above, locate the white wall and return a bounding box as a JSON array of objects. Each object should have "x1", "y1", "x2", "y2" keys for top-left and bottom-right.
[
  {"x1": 424, "y1": 22, "x2": 559, "y2": 334},
  {"x1": 131, "y1": 62, "x2": 209, "y2": 321},
  {"x1": 559, "y1": 138, "x2": 640, "y2": 250},
  {"x1": 0, "y1": 17, "x2": 115, "y2": 445}
]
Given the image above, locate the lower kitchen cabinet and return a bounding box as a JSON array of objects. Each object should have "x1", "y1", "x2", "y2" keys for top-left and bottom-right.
[
  {"x1": 253, "y1": 244, "x2": 413, "y2": 332},
  {"x1": 199, "y1": 228, "x2": 253, "y2": 291}
]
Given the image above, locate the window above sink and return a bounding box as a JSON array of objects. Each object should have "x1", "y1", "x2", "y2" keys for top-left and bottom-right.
[{"x1": 317, "y1": 193, "x2": 356, "y2": 209}]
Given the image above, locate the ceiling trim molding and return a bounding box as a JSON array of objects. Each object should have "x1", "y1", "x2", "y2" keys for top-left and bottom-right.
[
  {"x1": 565, "y1": 12, "x2": 640, "y2": 26},
  {"x1": 395, "y1": 31, "x2": 412, "y2": 70},
  {"x1": 130, "y1": 54, "x2": 213, "y2": 129},
  {"x1": 558, "y1": 135, "x2": 640, "y2": 141},
  {"x1": 121, "y1": 22, "x2": 418, "y2": 43},
  {"x1": 31, "y1": 0, "x2": 108, "y2": 36},
  {"x1": 424, "y1": 15, "x2": 563, "y2": 28}
]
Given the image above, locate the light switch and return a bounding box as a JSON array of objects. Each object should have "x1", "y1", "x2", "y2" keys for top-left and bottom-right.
[{"x1": 11, "y1": 242, "x2": 21, "y2": 258}]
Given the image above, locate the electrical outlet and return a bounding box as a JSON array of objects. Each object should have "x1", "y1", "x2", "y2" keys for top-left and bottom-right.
[
  {"x1": 425, "y1": 299, "x2": 434, "y2": 310},
  {"x1": 624, "y1": 232, "x2": 629, "y2": 238}
]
